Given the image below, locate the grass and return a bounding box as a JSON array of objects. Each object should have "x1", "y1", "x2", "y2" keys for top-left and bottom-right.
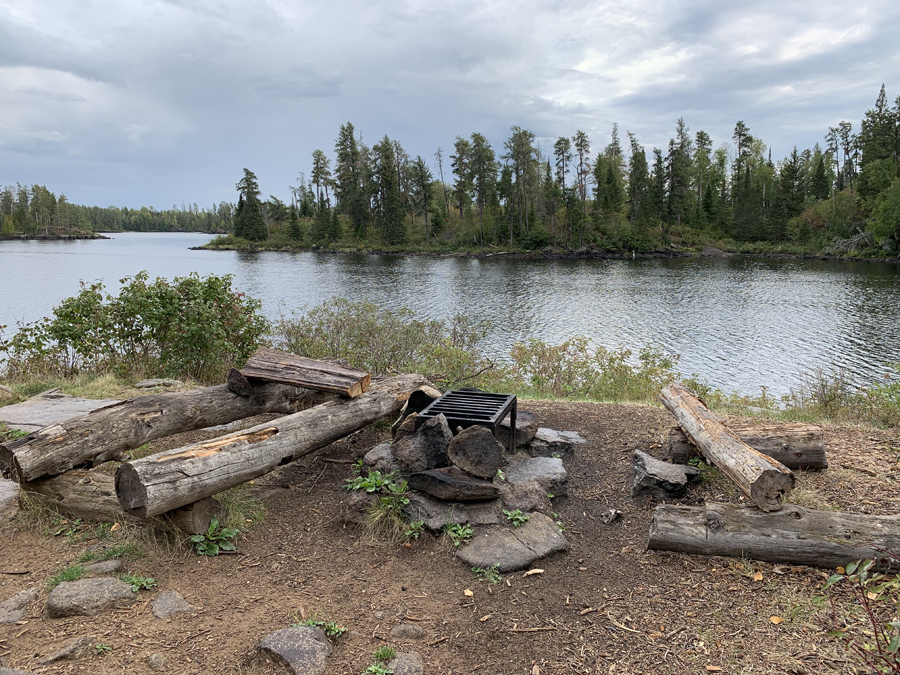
[
  {"x1": 77, "y1": 542, "x2": 145, "y2": 563},
  {"x1": 47, "y1": 564, "x2": 85, "y2": 590},
  {"x1": 214, "y1": 483, "x2": 265, "y2": 532}
]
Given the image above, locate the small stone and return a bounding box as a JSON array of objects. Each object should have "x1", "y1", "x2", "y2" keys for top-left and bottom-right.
[
  {"x1": 409, "y1": 467, "x2": 500, "y2": 501},
  {"x1": 389, "y1": 623, "x2": 425, "y2": 640},
  {"x1": 387, "y1": 651, "x2": 425, "y2": 675},
  {"x1": 134, "y1": 378, "x2": 182, "y2": 389},
  {"x1": 363, "y1": 444, "x2": 399, "y2": 474},
  {"x1": 0, "y1": 587, "x2": 39, "y2": 624},
  {"x1": 40, "y1": 636, "x2": 96, "y2": 664},
  {"x1": 46, "y1": 578, "x2": 136, "y2": 618},
  {"x1": 631, "y1": 450, "x2": 700, "y2": 499},
  {"x1": 258, "y1": 626, "x2": 333, "y2": 675},
  {"x1": 343, "y1": 490, "x2": 377, "y2": 525},
  {"x1": 82, "y1": 560, "x2": 123, "y2": 575},
  {"x1": 392, "y1": 412, "x2": 419, "y2": 442},
  {"x1": 447, "y1": 426, "x2": 506, "y2": 479},
  {"x1": 505, "y1": 456, "x2": 568, "y2": 496},
  {"x1": 456, "y1": 512, "x2": 568, "y2": 572},
  {"x1": 527, "y1": 428, "x2": 586, "y2": 458},
  {"x1": 392, "y1": 414, "x2": 452, "y2": 474},
  {"x1": 404, "y1": 493, "x2": 502, "y2": 531},
  {"x1": 372, "y1": 611, "x2": 385, "y2": 620},
  {"x1": 496, "y1": 411, "x2": 539, "y2": 448},
  {"x1": 0, "y1": 479, "x2": 20, "y2": 524},
  {"x1": 146, "y1": 653, "x2": 168, "y2": 671},
  {"x1": 0, "y1": 667, "x2": 40, "y2": 675},
  {"x1": 151, "y1": 590, "x2": 197, "y2": 619}
]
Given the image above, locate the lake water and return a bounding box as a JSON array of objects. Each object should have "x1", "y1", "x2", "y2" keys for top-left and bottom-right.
[{"x1": 2, "y1": 232, "x2": 900, "y2": 397}]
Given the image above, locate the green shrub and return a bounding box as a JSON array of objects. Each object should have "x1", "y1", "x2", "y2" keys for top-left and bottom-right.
[{"x1": 190, "y1": 517, "x2": 240, "y2": 556}]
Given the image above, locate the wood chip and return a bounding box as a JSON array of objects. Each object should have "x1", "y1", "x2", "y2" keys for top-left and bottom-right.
[
  {"x1": 479, "y1": 614, "x2": 492, "y2": 622},
  {"x1": 463, "y1": 589, "x2": 473, "y2": 597},
  {"x1": 607, "y1": 614, "x2": 638, "y2": 633},
  {"x1": 428, "y1": 636, "x2": 449, "y2": 646},
  {"x1": 523, "y1": 569, "x2": 544, "y2": 577},
  {"x1": 579, "y1": 607, "x2": 597, "y2": 615}
]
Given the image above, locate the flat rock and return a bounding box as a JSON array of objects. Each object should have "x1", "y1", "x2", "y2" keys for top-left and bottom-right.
[
  {"x1": 363, "y1": 443, "x2": 399, "y2": 474},
  {"x1": 387, "y1": 651, "x2": 425, "y2": 675},
  {"x1": 258, "y1": 626, "x2": 333, "y2": 675},
  {"x1": 151, "y1": 590, "x2": 197, "y2": 619},
  {"x1": 456, "y1": 512, "x2": 569, "y2": 572},
  {"x1": 405, "y1": 493, "x2": 502, "y2": 531},
  {"x1": 146, "y1": 653, "x2": 168, "y2": 671},
  {"x1": 527, "y1": 428, "x2": 586, "y2": 458},
  {"x1": 389, "y1": 623, "x2": 426, "y2": 640},
  {"x1": 409, "y1": 467, "x2": 500, "y2": 501},
  {"x1": 392, "y1": 414, "x2": 451, "y2": 474},
  {"x1": 0, "y1": 587, "x2": 38, "y2": 624},
  {"x1": 0, "y1": 667, "x2": 40, "y2": 675},
  {"x1": 447, "y1": 426, "x2": 506, "y2": 479},
  {"x1": 499, "y1": 478, "x2": 551, "y2": 514},
  {"x1": 46, "y1": 577, "x2": 136, "y2": 618},
  {"x1": 40, "y1": 635, "x2": 96, "y2": 664},
  {"x1": 134, "y1": 378, "x2": 183, "y2": 389},
  {"x1": 0, "y1": 392, "x2": 121, "y2": 433},
  {"x1": 497, "y1": 411, "x2": 539, "y2": 448},
  {"x1": 82, "y1": 560, "x2": 123, "y2": 575},
  {"x1": 505, "y1": 456, "x2": 568, "y2": 497},
  {"x1": 343, "y1": 490, "x2": 377, "y2": 525},
  {"x1": 0, "y1": 479, "x2": 20, "y2": 524},
  {"x1": 632, "y1": 450, "x2": 700, "y2": 499}
]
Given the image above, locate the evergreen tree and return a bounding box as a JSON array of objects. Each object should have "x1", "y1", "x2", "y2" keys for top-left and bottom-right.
[
  {"x1": 470, "y1": 132, "x2": 498, "y2": 246},
  {"x1": 234, "y1": 169, "x2": 267, "y2": 241},
  {"x1": 451, "y1": 136, "x2": 473, "y2": 222},
  {"x1": 373, "y1": 136, "x2": 406, "y2": 245},
  {"x1": 626, "y1": 132, "x2": 649, "y2": 227}
]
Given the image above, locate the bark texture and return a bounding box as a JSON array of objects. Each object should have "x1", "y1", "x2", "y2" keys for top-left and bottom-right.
[
  {"x1": 22, "y1": 471, "x2": 138, "y2": 524},
  {"x1": 237, "y1": 349, "x2": 371, "y2": 398}
]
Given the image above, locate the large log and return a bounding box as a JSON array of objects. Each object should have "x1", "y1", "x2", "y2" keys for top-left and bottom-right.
[
  {"x1": 22, "y1": 471, "x2": 138, "y2": 524},
  {"x1": 659, "y1": 384, "x2": 794, "y2": 512},
  {"x1": 667, "y1": 421, "x2": 828, "y2": 470},
  {"x1": 0, "y1": 382, "x2": 320, "y2": 483},
  {"x1": 116, "y1": 373, "x2": 428, "y2": 518},
  {"x1": 236, "y1": 348, "x2": 371, "y2": 398},
  {"x1": 649, "y1": 502, "x2": 900, "y2": 572}
]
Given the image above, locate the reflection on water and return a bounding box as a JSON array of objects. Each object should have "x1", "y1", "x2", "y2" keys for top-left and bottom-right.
[{"x1": 2, "y1": 232, "x2": 900, "y2": 396}]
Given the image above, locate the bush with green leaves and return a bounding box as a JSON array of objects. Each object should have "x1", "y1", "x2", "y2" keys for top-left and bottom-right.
[
  {"x1": 0, "y1": 271, "x2": 269, "y2": 383},
  {"x1": 472, "y1": 565, "x2": 502, "y2": 584},
  {"x1": 120, "y1": 574, "x2": 157, "y2": 592},
  {"x1": 190, "y1": 517, "x2": 240, "y2": 556},
  {"x1": 293, "y1": 616, "x2": 347, "y2": 638}
]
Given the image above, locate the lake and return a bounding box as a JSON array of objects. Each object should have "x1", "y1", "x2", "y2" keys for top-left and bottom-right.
[{"x1": 2, "y1": 232, "x2": 900, "y2": 397}]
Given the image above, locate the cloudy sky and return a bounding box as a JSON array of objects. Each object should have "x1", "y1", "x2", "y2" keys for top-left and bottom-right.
[{"x1": 2, "y1": 0, "x2": 898, "y2": 209}]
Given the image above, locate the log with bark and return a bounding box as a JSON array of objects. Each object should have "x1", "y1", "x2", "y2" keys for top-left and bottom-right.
[
  {"x1": 116, "y1": 373, "x2": 428, "y2": 518},
  {"x1": 667, "y1": 421, "x2": 828, "y2": 470},
  {"x1": 648, "y1": 502, "x2": 900, "y2": 572},
  {"x1": 233, "y1": 348, "x2": 370, "y2": 398},
  {"x1": 21, "y1": 471, "x2": 138, "y2": 524},
  {"x1": 659, "y1": 383, "x2": 794, "y2": 512},
  {"x1": 1, "y1": 382, "x2": 321, "y2": 483}
]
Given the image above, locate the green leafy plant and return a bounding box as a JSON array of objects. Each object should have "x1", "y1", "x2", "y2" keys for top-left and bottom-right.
[
  {"x1": 403, "y1": 520, "x2": 425, "y2": 540},
  {"x1": 47, "y1": 565, "x2": 85, "y2": 590},
  {"x1": 373, "y1": 646, "x2": 396, "y2": 661},
  {"x1": 472, "y1": 565, "x2": 502, "y2": 584},
  {"x1": 0, "y1": 422, "x2": 28, "y2": 442},
  {"x1": 364, "y1": 664, "x2": 393, "y2": 675},
  {"x1": 495, "y1": 468, "x2": 505, "y2": 481},
  {"x1": 293, "y1": 616, "x2": 347, "y2": 638},
  {"x1": 120, "y1": 573, "x2": 157, "y2": 592},
  {"x1": 190, "y1": 516, "x2": 239, "y2": 556},
  {"x1": 95, "y1": 643, "x2": 112, "y2": 654},
  {"x1": 503, "y1": 509, "x2": 529, "y2": 528},
  {"x1": 444, "y1": 523, "x2": 474, "y2": 547},
  {"x1": 346, "y1": 470, "x2": 394, "y2": 493},
  {"x1": 552, "y1": 511, "x2": 567, "y2": 532}
]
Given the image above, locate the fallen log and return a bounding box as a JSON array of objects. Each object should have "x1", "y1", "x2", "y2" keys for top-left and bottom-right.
[
  {"x1": 1, "y1": 381, "x2": 320, "y2": 483},
  {"x1": 116, "y1": 373, "x2": 428, "y2": 518},
  {"x1": 235, "y1": 348, "x2": 370, "y2": 398},
  {"x1": 649, "y1": 502, "x2": 900, "y2": 572},
  {"x1": 659, "y1": 384, "x2": 794, "y2": 512},
  {"x1": 667, "y1": 422, "x2": 828, "y2": 470},
  {"x1": 22, "y1": 471, "x2": 138, "y2": 524}
]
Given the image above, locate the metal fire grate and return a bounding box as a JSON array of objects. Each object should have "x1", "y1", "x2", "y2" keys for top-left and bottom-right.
[{"x1": 415, "y1": 390, "x2": 517, "y2": 453}]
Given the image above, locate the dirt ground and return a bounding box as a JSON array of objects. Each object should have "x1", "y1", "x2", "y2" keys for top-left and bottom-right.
[{"x1": 1, "y1": 399, "x2": 899, "y2": 675}]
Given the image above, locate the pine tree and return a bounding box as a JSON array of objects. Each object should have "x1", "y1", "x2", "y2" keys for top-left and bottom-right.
[{"x1": 234, "y1": 169, "x2": 267, "y2": 242}]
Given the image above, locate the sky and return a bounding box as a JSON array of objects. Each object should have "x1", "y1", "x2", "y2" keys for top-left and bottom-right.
[{"x1": 2, "y1": 0, "x2": 899, "y2": 209}]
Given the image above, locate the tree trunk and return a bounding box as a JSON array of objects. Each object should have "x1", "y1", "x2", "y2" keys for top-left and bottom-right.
[
  {"x1": 1, "y1": 382, "x2": 320, "y2": 483},
  {"x1": 648, "y1": 502, "x2": 900, "y2": 572},
  {"x1": 238, "y1": 349, "x2": 370, "y2": 398},
  {"x1": 667, "y1": 422, "x2": 827, "y2": 470},
  {"x1": 22, "y1": 471, "x2": 138, "y2": 524},
  {"x1": 659, "y1": 384, "x2": 794, "y2": 511},
  {"x1": 116, "y1": 374, "x2": 428, "y2": 519}
]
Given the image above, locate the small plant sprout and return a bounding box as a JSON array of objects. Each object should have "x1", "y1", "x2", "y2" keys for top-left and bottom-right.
[
  {"x1": 293, "y1": 616, "x2": 347, "y2": 638},
  {"x1": 190, "y1": 516, "x2": 239, "y2": 556},
  {"x1": 444, "y1": 523, "x2": 474, "y2": 547},
  {"x1": 95, "y1": 643, "x2": 112, "y2": 654},
  {"x1": 495, "y1": 468, "x2": 505, "y2": 481},
  {"x1": 503, "y1": 509, "x2": 529, "y2": 528},
  {"x1": 120, "y1": 574, "x2": 157, "y2": 592},
  {"x1": 403, "y1": 520, "x2": 425, "y2": 540},
  {"x1": 472, "y1": 565, "x2": 502, "y2": 584},
  {"x1": 364, "y1": 664, "x2": 393, "y2": 675},
  {"x1": 373, "y1": 646, "x2": 396, "y2": 661},
  {"x1": 547, "y1": 493, "x2": 555, "y2": 500}
]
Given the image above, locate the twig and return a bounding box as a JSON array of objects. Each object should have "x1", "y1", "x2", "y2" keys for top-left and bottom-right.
[
  {"x1": 307, "y1": 465, "x2": 328, "y2": 494},
  {"x1": 607, "y1": 614, "x2": 638, "y2": 633},
  {"x1": 321, "y1": 457, "x2": 356, "y2": 464},
  {"x1": 428, "y1": 636, "x2": 449, "y2": 646},
  {"x1": 509, "y1": 626, "x2": 557, "y2": 633}
]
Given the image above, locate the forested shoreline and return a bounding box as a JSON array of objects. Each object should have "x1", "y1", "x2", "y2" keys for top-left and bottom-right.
[{"x1": 3, "y1": 85, "x2": 899, "y2": 256}]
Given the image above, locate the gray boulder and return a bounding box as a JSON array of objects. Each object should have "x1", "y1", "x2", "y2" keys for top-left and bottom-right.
[
  {"x1": 83, "y1": 560, "x2": 123, "y2": 575},
  {"x1": 258, "y1": 626, "x2": 333, "y2": 675},
  {"x1": 389, "y1": 623, "x2": 426, "y2": 640},
  {"x1": 631, "y1": 450, "x2": 700, "y2": 499},
  {"x1": 404, "y1": 493, "x2": 502, "y2": 532},
  {"x1": 392, "y1": 414, "x2": 452, "y2": 474},
  {"x1": 151, "y1": 590, "x2": 197, "y2": 619},
  {"x1": 447, "y1": 426, "x2": 506, "y2": 479},
  {"x1": 505, "y1": 456, "x2": 568, "y2": 497},
  {"x1": 0, "y1": 587, "x2": 38, "y2": 624},
  {"x1": 363, "y1": 443, "x2": 400, "y2": 474},
  {"x1": 387, "y1": 651, "x2": 425, "y2": 675},
  {"x1": 496, "y1": 411, "x2": 539, "y2": 449},
  {"x1": 456, "y1": 512, "x2": 568, "y2": 572},
  {"x1": 498, "y1": 478, "x2": 551, "y2": 515},
  {"x1": 0, "y1": 668, "x2": 40, "y2": 675},
  {"x1": 527, "y1": 428, "x2": 586, "y2": 458},
  {"x1": 408, "y1": 467, "x2": 500, "y2": 501},
  {"x1": 46, "y1": 578, "x2": 136, "y2": 618},
  {"x1": 343, "y1": 490, "x2": 377, "y2": 526},
  {"x1": 0, "y1": 478, "x2": 20, "y2": 524},
  {"x1": 40, "y1": 635, "x2": 96, "y2": 664},
  {"x1": 392, "y1": 412, "x2": 419, "y2": 442}
]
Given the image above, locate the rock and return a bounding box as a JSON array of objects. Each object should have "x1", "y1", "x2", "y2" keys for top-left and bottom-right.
[
  {"x1": 0, "y1": 587, "x2": 38, "y2": 624},
  {"x1": 389, "y1": 623, "x2": 426, "y2": 640},
  {"x1": 392, "y1": 414, "x2": 452, "y2": 474},
  {"x1": 134, "y1": 378, "x2": 182, "y2": 389},
  {"x1": 258, "y1": 626, "x2": 333, "y2": 675},
  {"x1": 504, "y1": 456, "x2": 568, "y2": 497},
  {"x1": 363, "y1": 443, "x2": 399, "y2": 474},
  {"x1": 82, "y1": 560, "x2": 123, "y2": 574},
  {"x1": 631, "y1": 450, "x2": 700, "y2": 499},
  {"x1": 409, "y1": 467, "x2": 500, "y2": 501},
  {"x1": 405, "y1": 493, "x2": 502, "y2": 531},
  {"x1": 392, "y1": 412, "x2": 419, "y2": 443},
  {"x1": 40, "y1": 635, "x2": 96, "y2": 664},
  {"x1": 527, "y1": 428, "x2": 586, "y2": 458},
  {"x1": 45, "y1": 578, "x2": 137, "y2": 618},
  {"x1": 146, "y1": 653, "x2": 168, "y2": 671},
  {"x1": 496, "y1": 411, "x2": 539, "y2": 449},
  {"x1": 0, "y1": 479, "x2": 20, "y2": 524},
  {"x1": 499, "y1": 478, "x2": 551, "y2": 514},
  {"x1": 151, "y1": 590, "x2": 197, "y2": 619},
  {"x1": 343, "y1": 490, "x2": 377, "y2": 525},
  {"x1": 387, "y1": 651, "x2": 425, "y2": 675},
  {"x1": 0, "y1": 667, "x2": 39, "y2": 675},
  {"x1": 391, "y1": 387, "x2": 443, "y2": 437},
  {"x1": 700, "y1": 245, "x2": 730, "y2": 257},
  {"x1": 456, "y1": 512, "x2": 568, "y2": 572},
  {"x1": 447, "y1": 426, "x2": 506, "y2": 479}
]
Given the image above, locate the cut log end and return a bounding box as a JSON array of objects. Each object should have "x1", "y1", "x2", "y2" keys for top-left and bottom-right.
[
  {"x1": 227, "y1": 368, "x2": 253, "y2": 397},
  {"x1": 114, "y1": 464, "x2": 150, "y2": 519},
  {"x1": 749, "y1": 470, "x2": 796, "y2": 512}
]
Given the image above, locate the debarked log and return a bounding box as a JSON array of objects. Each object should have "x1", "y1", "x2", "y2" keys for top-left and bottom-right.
[
  {"x1": 116, "y1": 373, "x2": 428, "y2": 518},
  {"x1": 660, "y1": 384, "x2": 794, "y2": 512},
  {"x1": 648, "y1": 502, "x2": 900, "y2": 572},
  {"x1": 667, "y1": 421, "x2": 828, "y2": 470},
  {"x1": 22, "y1": 471, "x2": 139, "y2": 524},
  {"x1": 0, "y1": 382, "x2": 320, "y2": 483},
  {"x1": 235, "y1": 348, "x2": 371, "y2": 398}
]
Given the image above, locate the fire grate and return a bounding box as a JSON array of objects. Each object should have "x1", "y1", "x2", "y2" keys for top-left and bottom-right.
[{"x1": 415, "y1": 390, "x2": 517, "y2": 453}]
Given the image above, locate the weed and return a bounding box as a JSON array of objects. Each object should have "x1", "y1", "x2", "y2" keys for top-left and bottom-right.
[
  {"x1": 551, "y1": 512, "x2": 566, "y2": 532},
  {"x1": 293, "y1": 616, "x2": 347, "y2": 638},
  {"x1": 373, "y1": 646, "x2": 396, "y2": 661},
  {"x1": 0, "y1": 422, "x2": 28, "y2": 442},
  {"x1": 444, "y1": 523, "x2": 474, "y2": 547},
  {"x1": 48, "y1": 516, "x2": 84, "y2": 538},
  {"x1": 364, "y1": 664, "x2": 393, "y2": 675},
  {"x1": 47, "y1": 565, "x2": 85, "y2": 590},
  {"x1": 190, "y1": 516, "x2": 239, "y2": 556},
  {"x1": 348, "y1": 470, "x2": 414, "y2": 540},
  {"x1": 472, "y1": 565, "x2": 502, "y2": 584},
  {"x1": 214, "y1": 483, "x2": 265, "y2": 531},
  {"x1": 77, "y1": 542, "x2": 145, "y2": 563},
  {"x1": 94, "y1": 643, "x2": 112, "y2": 654},
  {"x1": 120, "y1": 573, "x2": 157, "y2": 592},
  {"x1": 345, "y1": 470, "x2": 394, "y2": 493},
  {"x1": 403, "y1": 520, "x2": 424, "y2": 540},
  {"x1": 495, "y1": 468, "x2": 505, "y2": 481},
  {"x1": 547, "y1": 493, "x2": 554, "y2": 500},
  {"x1": 503, "y1": 509, "x2": 529, "y2": 528}
]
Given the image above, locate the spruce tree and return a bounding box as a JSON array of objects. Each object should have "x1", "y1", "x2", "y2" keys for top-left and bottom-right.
[{"x1": 234, "y1": 169, "x2": 267, "y2": 242}]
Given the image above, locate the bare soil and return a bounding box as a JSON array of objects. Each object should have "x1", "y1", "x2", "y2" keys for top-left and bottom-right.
[{"x1": 2, "y1": 400, "x2": 898, "y2": 675}]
